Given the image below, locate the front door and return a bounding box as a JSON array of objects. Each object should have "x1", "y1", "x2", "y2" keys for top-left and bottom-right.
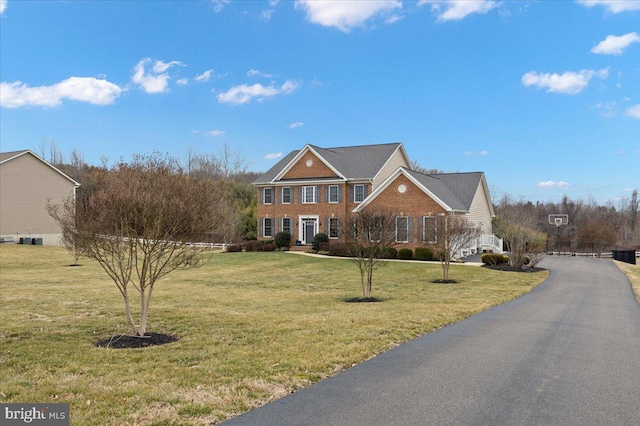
[{"x1": 302, "y1": 218, "x2": 317, "y2": 245}]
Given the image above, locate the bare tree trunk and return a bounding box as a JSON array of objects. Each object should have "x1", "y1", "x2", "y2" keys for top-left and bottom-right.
[{"x1": 123, "y1": 293, "x2": 137, "y2": 335}]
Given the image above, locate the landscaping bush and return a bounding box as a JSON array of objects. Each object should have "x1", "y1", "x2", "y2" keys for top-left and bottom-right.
[
  {"x1": 482, "y1": 253, "x2": 509, "y2": 265},
  {"x1": 243, "y1": 241, "x2": 259, "y2": 252},
  {"x1": 225, "y1": 244, "x2": 242, "y2": 253},
  {"x1": 258, "y1": 241, "x2": 276, "y2": 252},
  {"x1": 383, "y1": 247, "x2": 398, "y2": 259},
  {"x1": 274, "y1": 232, "x2": 292, "y2": 249},
  {"x1": 312, "y1": 233, "x2": 329, "y2": 251},
  {"x1": 398, "y1": 248, "x2": 413, "y2": 260},
  {"x1": 414, "y1": 247, "x2": 434, "y2": 261},
  {"x1": 327, "y1": 241, "x2": 350, "y2": 257}
]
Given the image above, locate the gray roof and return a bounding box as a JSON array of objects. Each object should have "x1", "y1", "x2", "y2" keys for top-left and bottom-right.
[
  {"x1": 254, "y1": 143, "x2": 403, "y2": 184},
  {"x1": 405, "y1": 169, "x2": 484, "y2": 211},
  {"x1": 0, "y1": 150, "x2": 30, "y2": 163}
]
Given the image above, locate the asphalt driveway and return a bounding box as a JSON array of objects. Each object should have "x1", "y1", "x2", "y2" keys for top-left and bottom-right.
[{"x1": 223, "y1": 257, "x2": 640, "y2": 425}]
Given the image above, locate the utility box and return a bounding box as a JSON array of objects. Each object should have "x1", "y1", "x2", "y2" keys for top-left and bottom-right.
[{"x1": 612, "y1": 250, "x2": 636, "y2": 265}]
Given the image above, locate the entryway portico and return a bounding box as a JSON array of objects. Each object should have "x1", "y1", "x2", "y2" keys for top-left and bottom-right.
[{"x1": 299, "y1": 215, "x2": 319, "y2": 245}]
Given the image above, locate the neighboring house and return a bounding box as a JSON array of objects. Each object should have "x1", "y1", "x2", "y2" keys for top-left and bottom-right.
[
  {"x1": 0, "y1": 150, "x2": 80, "y2": 246},
  {"x1": 253, "y1": 142, "x2": 502, "y2": 256}
]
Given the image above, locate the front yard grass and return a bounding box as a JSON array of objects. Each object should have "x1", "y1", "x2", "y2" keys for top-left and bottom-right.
[
  {"x1": 614, "y1": 260, "x2": 640, "y2": 303},
  {"x1": 1, "y1": 245, "x2": 547, "y2": 425}
]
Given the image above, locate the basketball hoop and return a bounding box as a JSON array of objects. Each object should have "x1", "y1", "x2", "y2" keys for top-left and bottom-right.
[{"x1": 554, "y1": 217, "x2": 563, "y2": 227}]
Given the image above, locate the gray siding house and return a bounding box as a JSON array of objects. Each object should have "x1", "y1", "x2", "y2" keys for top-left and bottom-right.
[{"x1": 0, "y1": 150, "x2": 80, "y2": 245}]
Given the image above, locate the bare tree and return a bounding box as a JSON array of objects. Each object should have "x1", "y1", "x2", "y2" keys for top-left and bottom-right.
[
  {"x1": 344, "y1": 208, "x2": 397, "y2": 299},
  {"x1": 47, "y1": 196, "x2": 82, "y2": 265},
  {"x1": 577, "y1": 220, "x2": 617, "y2": 257},
  {"x1": 409, "y1": 159, "x2": 445, "y2": 175},
  {"x1": 217, "y1": 142, "x2": 248, "y2": 178},
  {"x1": 493, "y1": 207, "x2": 545, "y2": 269},
  {"x1": 48, "y1": 153, "x2": 222, "y2": 336},
  {"x1": 432, "y1": 214, "x2": 480, "y2": 281}
]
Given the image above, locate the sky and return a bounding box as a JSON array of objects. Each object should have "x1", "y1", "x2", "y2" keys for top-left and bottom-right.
[{"x1": 1, "y1": 0, "x2": 639, "y2": 204}]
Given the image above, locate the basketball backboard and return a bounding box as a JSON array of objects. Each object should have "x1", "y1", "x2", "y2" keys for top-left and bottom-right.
[{"x1": 548, "y1": 214, "x2": 569, "y2": 226}]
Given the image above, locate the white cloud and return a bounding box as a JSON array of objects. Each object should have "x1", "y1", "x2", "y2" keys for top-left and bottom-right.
[
  {"x1": 537, "y1": 181, "x2": 571, "y2": 188},
  {"x1": 0, "y1": 0, "x2": 7, "y2": 15},
  {"x1": 289, "y1": 121, "x2": 304, "y2": 128},
  {"x1": 464, "y1": 150, "x2": 489, "y2": 156},
  {"x1": 195, "y1": 69, "x2": 214, "y2": 82},
  {"x1": 247, "y1": 69, "x2": 274, "y2": 78},
  {"x1": 191, "y1": 130, "x2": 200, "y2": 134},
  {"x1": 207, "y1": 129, "x2": 225, "y2": 137},
  {"x1": 176, "y1": 78, "x2": 189, "y2": 86},
  {"x1": 211, "y1": 0, "x2": 229, "y2": 13},
  {"x1": 521, "y1": 68, "x2": 609, "y2": 95},
  {"x1": 626, "y1": 104, "x2": 640, "y2": 118},
  {"x1": 419, "y1": 0, "x2": 497, "y2": 22},
  {"x1": 295, "y1": 0, "x2": 401, "y2": 32},
  {"x1": 591, "y1": 32, "x2": 640, "y2": 55},
  {"x1": 260, "y1": 9, "x2": 275, "y2": 21},
  {"x1": 264, "y1": 152, "x2": 283, "y2": 160},
  {"x1": 217, "y1": 80, "x2": 300, "y2": 105},
  {"x1": 576, "y1": 0, "x2": 640, "y2": 13},
  {"x1": 132, "y1": 58, "x2": 185, "y2": 94},
  {"x1": 1, "y1": 77, "x2": 123, "y2": 108}
]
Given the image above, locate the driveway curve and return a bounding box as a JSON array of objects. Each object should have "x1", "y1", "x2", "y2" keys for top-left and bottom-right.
[{"x1": 223, "y1": 257, "x2": 640, "y2": 425}]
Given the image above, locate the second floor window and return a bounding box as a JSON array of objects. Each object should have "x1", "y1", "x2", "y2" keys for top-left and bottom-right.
[
  {"x1": 328, "y1": 185, "x2": 339, "y2": 203},
  {"x1": 282, "y1": 187, "x2": 291, "y2": 204},
  {"x1": 302, "y1": 186, "x2": 317, "y2": 203},
  {"x1": 354, "y1": 184, "x2": 365, "y2": 203},
  {"x1": 263, "y1": 188, "x2": 273, "y2": 204}
]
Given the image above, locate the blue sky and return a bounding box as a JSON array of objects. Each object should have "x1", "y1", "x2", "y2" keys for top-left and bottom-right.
[{"x1": 1, "y1": 0, "x2": 638, "y2": 203}]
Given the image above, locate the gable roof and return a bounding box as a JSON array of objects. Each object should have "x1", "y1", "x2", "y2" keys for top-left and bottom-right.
[
  {"x1": 0, "y1": 149, "x2": 81, "y2": 187},
  {"x1": 354, "y1": 167, "x2": 491, "y2": 214},
  {"x1": 254, "y1": 142, "x2": 408, "y2": 184}
]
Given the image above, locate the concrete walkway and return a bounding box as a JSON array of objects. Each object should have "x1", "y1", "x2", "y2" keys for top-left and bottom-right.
[{"x1": 222, "y1": 257, "x2": 640, "y2": 425}]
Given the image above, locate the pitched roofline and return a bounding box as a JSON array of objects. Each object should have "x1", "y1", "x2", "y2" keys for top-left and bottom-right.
[
  {"x1": 271, "y1": 144, "x2": 347, "y2": 183},
  {"x1": 352, "y1": 166, "x2": 465, "y2": 213},
  {"x1": 0, "y1": 150, "x2": 81, "y2": 187},
  {"x1": 371, "y1": 143, "x2": 410, "y2": 184},
  {"x1": 479, "y1": 173, "x2": 495, "y2": 217}
]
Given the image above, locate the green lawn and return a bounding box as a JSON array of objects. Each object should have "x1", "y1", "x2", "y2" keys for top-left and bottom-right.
[{"x1": 1, "y1": 245, "x2": 548, "y2": 425}]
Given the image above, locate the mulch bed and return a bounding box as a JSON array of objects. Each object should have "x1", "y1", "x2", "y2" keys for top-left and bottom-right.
[
  {"x1": 345, "y1": 297, "x2": 383, "y2": 303},
  {"x1": 95, "y1": 332, "x2": 179, "y2": 349},
  {"x1": 483, "y1": 265, "x2": 546, "y2": 273},
  {"x1": 431, "y1": 279, "x2": 460, "y2": 284}
]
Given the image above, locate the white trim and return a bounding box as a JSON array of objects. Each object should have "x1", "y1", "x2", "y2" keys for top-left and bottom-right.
[
  {"x1": 262, "y1": 187, "x2": 273, "y2": 205},
  {"x1": 353, "y1": 167, "x2": 462, "y2": 213},
  {"x1": 298, "y1": 215, "x2": 319, "y2": 244},
  {"x1": 395, "y1": 216, "x2": 409, "y2": 243},
  {"x1": 262, "y1": 217, "x2": 274, "y2": 238},
  {"x1": 328, "y1": 217, "x2": 339, "y2": 239},
  {"x1": 301, "y1": 185, "x2": 318, "y2": 204},
  {"x1": 281, "y1": 186, "x2": 292, "y2": 204},
  {"x1": 354, "y1": 184, "x2": 365, "y2": 203},
  {"x1": 272, "y1": 145, "x2": 347, "y2": 182},
  {"x1": 328, "y1": 185, "x2": 339, "y2": 203}
]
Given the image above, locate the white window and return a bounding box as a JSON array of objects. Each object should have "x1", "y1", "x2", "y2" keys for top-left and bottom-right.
[
  {"x1": 282, "y1": 187, "x2": 291, "y2": 204},
  {"x1": 263, "y1": 188, "x2": 273, "y2": 205},
  {"x1": 328, "y1": 185, "x2": 339, "y2": 203},
  {"x1": 423, "y1": 216, "x2": 438, "y2": 243},
  {"x1": 263, "y1": 218, "x2": 273, "y2": 238},
  {"x1": 354, "y1": 184, "x2": 365, "y2": 203},
  {"x1": 396, "y1": 216, "x2": 409, "y2": 243},
  {"x1": 302, "y1": 186, "x2": 317, "y2": 203},
  {"x1": 328, "y1": 218, "x2": 339, "y2": 238},
  {"x1": 282, "y1": 218, "x2": 292, "y2": 235}
]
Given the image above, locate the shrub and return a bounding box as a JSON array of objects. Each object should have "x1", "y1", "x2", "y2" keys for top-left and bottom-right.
[
  {"x1": 225, "y1": 244, "x2": 241, "y2": 253},
  {"x1": 383, "y1": 247, "x2": 398, "y2": 259},
  {"x1": 414, "y1": 247, "x2": 434, "y2": 261},
  {"x1": 259, "y1": 242, "x2": 277, "y2": 252},
  {"x1": 243, "y1": 241, "x2": 261, "y2": 252},
  {"x1": 274, "y1": 231, "x2": 292, "y2": 249},
  {"x1": 482, "y1": 253, "x2": 509, "y2": 265},
  {"x1": 327, "y1": 241, "x2": 350, "y2": 257},
  {"x1": 398, "y1": 248, "x2": 413, "y2": 260},
  {"x1": 312, "y1": 233, "x2": 329, "y2": 251}
]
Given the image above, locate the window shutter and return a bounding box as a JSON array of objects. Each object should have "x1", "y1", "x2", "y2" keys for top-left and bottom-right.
[
  {"x1": 298, "y1": 187, "x2": 302, "y2": 204},
  {"x1": 259, "y1": 189, "x2": 263, "y2": 204},
  {"x1": 325, "y1": 186, "x2": 329, "y2": 203},
  {"x1": 337, "y1": 218, "x2": 341, "y2": 237},
  {"x1": 349, "y1": 186, "x2": 354, "y2": 203},
  {"x1": 408, "y1": 217, "x2": 414, "y2": 243},
  {"x1": 259, "y1": 218, "x2": 264, "y2": 238},
  {"x1": 364, "y1": 185, "x2": 369, "y2": 198},
  {"x1": 338, "y1": 186, "x2": 342, "y2": 203},
  {"x1": 315, "y1": 186, "x2": 319, "y2": 203},
  {"x1": 418, "y1": 217, "x2": 424, "y2": 243}
]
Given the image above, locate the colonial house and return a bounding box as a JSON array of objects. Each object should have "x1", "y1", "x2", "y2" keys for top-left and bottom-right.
[
  {"x1": 0, "y1": 150, "x2": 80, "y2": 246},
  {"x1": 253, "y1": 142, "x2": 502, "y2": 256}
]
